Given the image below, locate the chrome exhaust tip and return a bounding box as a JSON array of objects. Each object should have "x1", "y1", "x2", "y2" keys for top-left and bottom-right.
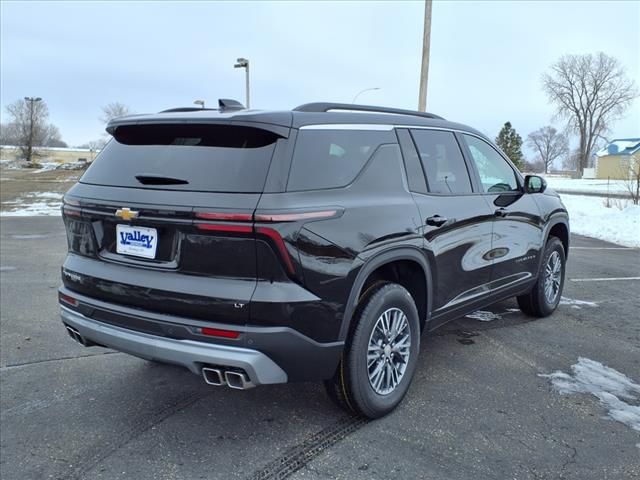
[
  {"x1": 202, "y1": 367, "x2": 225, "y2": 386},
  {"x1": 65, "y1": 325, "x2": 87, "y2": 346},
  {"x1": 224, "y1": 370, "x2": 256, "y2": 390}
]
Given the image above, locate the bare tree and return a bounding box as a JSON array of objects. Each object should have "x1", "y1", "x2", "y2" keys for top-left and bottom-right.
[
  {"x1": 563, "y1": 150, "x2": 581, "y2": 173},
  {"x1": 0, "y1": 122, "x2": 20, "y2": 145},
  {"x1": 526, "y1": 126, "x2": 569, "y2": 174},
  {"x1": 542, "y1": 52, "x2": 638, "y2": 177},
  {"x1": 100, "y1": 102, "x2": 132, "y2": 124},
  {"x1": 5, "y1": 99, "x2": 64, "y2": 162},
  {"x1": 77, "y1": 138, "x2": 107, "y2": 151},
  {"x1": 619, "y1": 156, "x2": 640, "y2": 205},
  {"x1": 523, "y1": 157, "x2": 545, "y2": 173},
  {"x1": 45, "y1": 125, "x2": 67, "y2": 148}
]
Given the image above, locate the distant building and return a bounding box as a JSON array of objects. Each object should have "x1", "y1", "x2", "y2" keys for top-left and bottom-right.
[
  {"x1": 595, "y1": 138, "x2": 640, "y2": 180},
  {"x1": 0, "y1": 145, "x2": 99, "y2": 164}
]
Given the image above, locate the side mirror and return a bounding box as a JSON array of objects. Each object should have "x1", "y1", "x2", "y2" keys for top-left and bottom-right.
[{"x1": 524, "y1": 175, "x2": 547, "y2": 194}]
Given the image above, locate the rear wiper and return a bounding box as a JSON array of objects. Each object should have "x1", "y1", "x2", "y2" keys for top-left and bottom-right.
[{"x1": 135, "y1": 174, "x2": 189, "y2": 185}]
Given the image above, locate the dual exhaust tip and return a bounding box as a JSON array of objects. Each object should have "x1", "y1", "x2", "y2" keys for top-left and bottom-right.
[
  {"x1": 202, "y1": 367, "x2": 255, "y2": 390},
  {"x1": 65, "y1": 325, "x2": 88, "y2": 346},
  {"x1": 65, "y1": 324, "x2": 255, "y2": 390}
]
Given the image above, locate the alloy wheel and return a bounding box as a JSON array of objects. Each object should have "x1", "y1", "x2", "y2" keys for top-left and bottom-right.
[
  {"x1": 544, "y1": 250, "x2": 562, "y2": 304},
  {"x1": 367, "y1": 307, "x2": 411, "y2": 395}
]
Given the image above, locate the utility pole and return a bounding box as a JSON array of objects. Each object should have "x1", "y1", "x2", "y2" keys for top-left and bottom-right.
[
  {"x1": 234, "y1": 58, "x2": 250, "y2": 108},
  {"x1": 23, "y1": 96, "x2": 42, "y2": 163},
  {"x1": 418, "y1": 0, "x2": 432, "y2": 112}
]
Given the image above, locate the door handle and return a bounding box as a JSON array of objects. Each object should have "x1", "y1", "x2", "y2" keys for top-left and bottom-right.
[
  {"x1": 426, "y1": 215, "x2": 448, "y2": 227},
  {"x1": 495, "y1": 208, "x2": 508, "y2": 217}
]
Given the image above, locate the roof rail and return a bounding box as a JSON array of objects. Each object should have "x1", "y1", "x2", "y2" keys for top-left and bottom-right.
[{"x1": 293, "y1": 102, "x2": 444, "y2": 120}]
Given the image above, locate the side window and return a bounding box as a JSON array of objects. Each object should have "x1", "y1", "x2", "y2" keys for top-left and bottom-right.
[
  {"x1": 396, "y1": 129, "x2": 427, "y2": 194},
  {"x1": 410, "y1": 129, "x2": 472, "y2": 194},
  {"x1": 287, "y1": 129, "x2": 388, "y2": 191},
  {"x1": 463, "y1": 135, "x2": 519, "y2": 193}
]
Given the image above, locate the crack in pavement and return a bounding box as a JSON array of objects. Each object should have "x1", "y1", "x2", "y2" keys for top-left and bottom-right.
[
  {"x1": 0, "y1": 351, "x2": 120, "y2": 371},
  {"x1": 536, "y1": 414, "x2": 581, "y2": 480},
  {"x1": 559, "y1": 442, "x2": 578, "y2": 479}
]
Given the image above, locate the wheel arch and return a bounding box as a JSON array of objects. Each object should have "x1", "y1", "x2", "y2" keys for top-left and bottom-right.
[
  {"x1": 338, "y1": 247, "x2": 433, "y2": 341},
  {"x1": 544, "y1": 215, "x2": 570, "y2": 259}
]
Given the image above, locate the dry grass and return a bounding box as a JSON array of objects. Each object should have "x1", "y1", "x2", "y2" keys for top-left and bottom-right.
[{"x1": 0, "y1": 164, "x2": 80, "y2": 210}]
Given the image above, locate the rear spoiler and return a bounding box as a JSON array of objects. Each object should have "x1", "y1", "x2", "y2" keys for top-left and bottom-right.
[{"x1": 106, "y1": 117, "x2": 291, "y2": 138}]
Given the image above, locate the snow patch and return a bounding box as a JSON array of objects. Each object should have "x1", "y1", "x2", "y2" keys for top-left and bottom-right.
[
  {"x1": 560, "y1": 297, "x2": 599, "y2": 309},
  {"x1": 10, "y1": 234, "x2": 49, "y2": 239},
  {"x1": 3, "y1": 191, "x2": 63, "y2": 202},
  {"x1": 1, "y1": 191, "x2": 63, "y2": 217},
  {"x1": 560, "y1": 194, "x2": 640, "y2": 248},
  {"x1": 33, "y1": 162, "x2": 60, "y2": 173},
  {"x1": 31, "y1": 192, "x2": 63, "y2": 200},
  {"x1": 540, "y1": 357, "x2": 640, "y2": 433},
  {"x1": 0, "y1": 202, "x2": 62, "y2": 216},
  {"x1": 545, "y1": 177, "x2": 628, "y2": 194},
  {"x1": 465, "y1": 310, "x2": 502, "y2": 322}
]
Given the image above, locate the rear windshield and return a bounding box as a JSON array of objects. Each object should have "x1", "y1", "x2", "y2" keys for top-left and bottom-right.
[{"x1": 80, "y1": 124, "x2": 282, "y2": 193}]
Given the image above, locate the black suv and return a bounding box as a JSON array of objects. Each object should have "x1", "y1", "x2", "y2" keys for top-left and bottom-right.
[{"x1": 59, "y1": 100, "x2": 569, "y2": 418}]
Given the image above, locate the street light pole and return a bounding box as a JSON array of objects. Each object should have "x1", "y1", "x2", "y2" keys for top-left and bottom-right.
[
  {"x1": 234, "y1": 58, "x2": 250, "y2": 108},
  {"x1": 418, "y1": 0, "x2": 432, "y2": 112},
  {"x1": 23, "y1": 96, "x2": 42, "y2": 163},
  {"x1": 352, "y1": 87, "x2": 381, "y2": 104}
]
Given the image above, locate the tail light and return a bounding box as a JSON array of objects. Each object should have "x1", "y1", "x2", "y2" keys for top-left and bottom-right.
[
  {"x1": 63, "y1": 217, "x2": 96, "y2": 257},
  {"x1": 193, "y1": 209, "x2": 341, "y2": 276},
  {"x1": 255, "y1": 226, "x2": 295, "y2": 274},
  {"x1": 194, "y1": 224, "x2": 253, "y2": 234},
  {"x1": 62, "y1": 197, "x2": 82, "y2": 217},
  {"x1": 195, "y1": 212, "x2": 253, "y2": 222},
  {"x1": 62, "y1": 197, "x2": 97, "y2": 257}
]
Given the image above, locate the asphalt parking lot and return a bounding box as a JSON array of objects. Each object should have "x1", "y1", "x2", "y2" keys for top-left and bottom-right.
[{"x1": 1, "y1": 216, "x2": 639, "y2": 480}]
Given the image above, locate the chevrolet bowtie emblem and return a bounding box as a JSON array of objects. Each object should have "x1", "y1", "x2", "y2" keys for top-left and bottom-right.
[{"x1": 115, "y1": 207, "x2": 139, "y2": 221}]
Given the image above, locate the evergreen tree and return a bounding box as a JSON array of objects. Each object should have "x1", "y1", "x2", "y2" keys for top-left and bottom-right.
[{"x1": 495, "y1": 122, "x2": 524, "y2": 170}]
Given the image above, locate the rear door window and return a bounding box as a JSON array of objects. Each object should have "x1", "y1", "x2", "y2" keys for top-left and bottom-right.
[
  {"x1": 287, "y1": 129, "x2": 393, "y2": 191},
  {"x1": 80, "y1": 124, "x2": 282, "y2": 193},
  {"x1": 410, "y1": 129, "x2": 473, "y2": 194}
]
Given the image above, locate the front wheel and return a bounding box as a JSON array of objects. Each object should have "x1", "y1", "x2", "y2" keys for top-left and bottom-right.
[
  {"x1": 517, "y1": 237, "x2": 566, "y2": 317},
  {"x1": 324, "y1": 283, "x2": 421, "y2": 418}
]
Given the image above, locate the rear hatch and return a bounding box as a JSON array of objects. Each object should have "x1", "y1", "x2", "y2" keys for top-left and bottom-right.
[{"x1": 62, "y1": 122, "x2": 288, "y2": 326}]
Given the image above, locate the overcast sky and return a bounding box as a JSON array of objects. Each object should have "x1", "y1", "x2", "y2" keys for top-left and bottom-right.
[{"x1": 1, "y1": 0, "x2": 638, "y2": 151}]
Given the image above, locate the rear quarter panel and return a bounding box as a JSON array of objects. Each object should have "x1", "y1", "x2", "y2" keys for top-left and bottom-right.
[{"x1": 253, "y1": 143, "x2": 422, "y2": 343}]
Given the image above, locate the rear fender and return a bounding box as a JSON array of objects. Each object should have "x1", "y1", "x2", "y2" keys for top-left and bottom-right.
[{"x1": 338, "y1": 247, "x2": 433, "y2": 341}]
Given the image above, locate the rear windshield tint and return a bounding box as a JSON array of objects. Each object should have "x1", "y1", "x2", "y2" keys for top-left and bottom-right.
[
  {"x1": 287, "y1": 129, "x2": 393, "y2": 191},
  {"x1": 80, "y1": 124, "x2": 282, "y2": 193}
]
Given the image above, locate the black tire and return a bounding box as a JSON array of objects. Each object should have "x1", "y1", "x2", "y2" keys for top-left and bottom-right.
[
  {"x1": 517, "y1": 237, "x2": 566, "y2": 317},
  {"x1": 324, "y1": 282, "x2": 421, "y2": 418}
]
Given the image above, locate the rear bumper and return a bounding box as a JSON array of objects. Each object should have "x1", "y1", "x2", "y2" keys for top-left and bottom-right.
[
  {"x1": 58, "y1": 287, "x2": 345, "y2": 383},
  {"x1": 61, "y1": 305, "x2": 288, "y2": 385}
]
